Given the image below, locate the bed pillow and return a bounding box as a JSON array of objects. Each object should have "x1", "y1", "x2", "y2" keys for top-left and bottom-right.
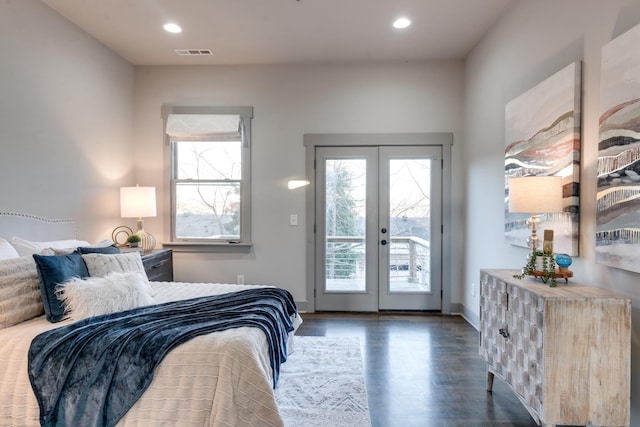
[
  {"x1": 81, "y1": 252, "x2": 148, "y2": 281},
  {"x1": 77, "y1": 243, "x2": 121, "y2": 254},
  {"x1": 0, "y1": 256, "x2": 44, "y2": 328},
  {"x1": 48, "y1": 241, "x2": 119, "y2": 255},
  {"x1": 33, "y1": 252, "x2": 90, "y2": 323},
  {"x1": 11, "y1": 237, "x2": 91, "y2": 257},
  {"x1": 0, "y1": 238, "x2": 20, "y2": 260},
  {"x1": 56, "y1": 271, "x2": 155, "y2": 321}
]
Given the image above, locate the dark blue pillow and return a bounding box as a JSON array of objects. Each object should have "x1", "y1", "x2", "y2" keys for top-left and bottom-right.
[
  {"x1": 33, "y1": 252, "x2": 90, "y2": 323},
  {"x1": 77, "y1": 244, "x2": 121, "y2": 254}
]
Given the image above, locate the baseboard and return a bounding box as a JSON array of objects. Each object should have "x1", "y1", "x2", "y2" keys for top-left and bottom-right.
[
  {"x1": 297, "y1": 301, "x2": 479, "y2": 326},
  {"x1": 295, "y1": 300, "x2": 309, "y2": 313},
  {"x1": 451, "y1": 303, "x2": 479, "y2": 330}
]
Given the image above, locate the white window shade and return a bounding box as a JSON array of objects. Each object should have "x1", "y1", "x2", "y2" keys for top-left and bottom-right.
[{"x1": 166, "y1": 114, "x2": 241, "y2": 141}]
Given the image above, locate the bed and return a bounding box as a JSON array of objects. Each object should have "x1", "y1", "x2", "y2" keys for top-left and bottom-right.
[{"x1": 0, "y1": 212, "x2": 301, "y2": 427}]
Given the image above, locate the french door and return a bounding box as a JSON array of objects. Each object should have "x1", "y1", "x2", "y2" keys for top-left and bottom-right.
[{"x1": 315, "y1": 145, "x2": 442, "y2": 311}]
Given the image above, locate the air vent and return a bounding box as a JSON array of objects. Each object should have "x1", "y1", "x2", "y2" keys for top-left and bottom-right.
[{"x1": 175, "y1": 49, "x2": 214, "y2": 56}]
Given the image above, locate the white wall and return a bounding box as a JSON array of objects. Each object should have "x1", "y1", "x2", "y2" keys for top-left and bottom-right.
[
  {"x1": 462, "y1": 0, "x2": 640, "y2": 422},
  {"x1": 133, "y1": 62, "x2": 465, "y2": 305},
  {"x1": 4, "y1": 0, "x2": 638, "y2": 420},
  {"x1": 0, "y1": 0, "x2": 135, "y2": 240}
]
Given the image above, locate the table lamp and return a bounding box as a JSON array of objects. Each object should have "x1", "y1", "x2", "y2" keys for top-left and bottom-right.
[
  {"x1": 508, "y1": 176, "x2": 563, "y2": 253},
  {"x1": 120, "y1": 185, "x2": 157, "y2": 254}
]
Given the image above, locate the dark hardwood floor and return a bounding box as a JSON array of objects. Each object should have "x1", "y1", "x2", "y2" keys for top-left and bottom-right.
[{"x1": 295, "y1": 313, "x2": 540, "y2": 427}]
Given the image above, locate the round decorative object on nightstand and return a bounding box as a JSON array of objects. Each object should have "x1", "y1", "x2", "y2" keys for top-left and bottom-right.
[{"x1": 111, "y1": 226, "x2": 133, "y2": 247}]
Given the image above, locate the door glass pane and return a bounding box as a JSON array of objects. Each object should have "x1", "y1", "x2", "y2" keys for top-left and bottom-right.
[
  {"x1": 388, "y1": 158, "x2": 431, "y2": 293},
  {"x1": 325, "y1": 159, "x2": 367, "y2": 292}
]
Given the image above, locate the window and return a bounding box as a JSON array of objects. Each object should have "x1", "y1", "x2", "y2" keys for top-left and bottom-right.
[{"x1": 162, "y1": 106, "x2": 253, "y2": 245}]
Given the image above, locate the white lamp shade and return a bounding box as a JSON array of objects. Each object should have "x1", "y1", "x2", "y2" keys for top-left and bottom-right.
[
  {"x1": 508, "y1": 176, "x2": 563, "y2": 214},
  {"x1": 120, "y1": 186, "x2": 157, "y2": 218}
]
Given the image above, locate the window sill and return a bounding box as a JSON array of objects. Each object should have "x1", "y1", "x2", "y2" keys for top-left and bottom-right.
[{"x1": 162, "y1": 242, "x2": 253, "y2": 253}]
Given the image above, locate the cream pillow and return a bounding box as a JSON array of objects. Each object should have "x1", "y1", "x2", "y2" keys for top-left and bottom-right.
[
  {"x1": 81, "y1": 252, "x2": 148, "y2": 281},
  {"x1": 56, "y1": 271, "x2": 155, "y2": 321}
]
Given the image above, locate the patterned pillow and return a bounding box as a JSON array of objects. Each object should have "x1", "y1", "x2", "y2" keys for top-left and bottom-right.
[
  {"x1": 81, "y1": 252, "x2": 148, "y2": 281},
  {"x1": 0, "y1": 257, "x2": 44, "y2": 328}
]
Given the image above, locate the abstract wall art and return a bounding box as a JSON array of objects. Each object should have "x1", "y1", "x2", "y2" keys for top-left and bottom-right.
[
  {"x1": 504, "y1": 62, "x2": 581, "y2": 256},
  {"x1": 597, "y1": 23, "x2": 640, "y2": 273}
]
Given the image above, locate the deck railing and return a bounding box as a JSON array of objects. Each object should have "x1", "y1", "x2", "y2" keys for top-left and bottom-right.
[{"x1": 325, "y1": 235, "x2": 430, "y2": 283}]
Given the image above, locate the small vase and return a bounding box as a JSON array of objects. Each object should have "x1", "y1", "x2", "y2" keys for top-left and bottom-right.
[
  {"x1": 535, "y1": 254, "x2": 554, "y2": 272},
  {"x1": 555, "y1": 253, "x2": 572, "y2": 272}
]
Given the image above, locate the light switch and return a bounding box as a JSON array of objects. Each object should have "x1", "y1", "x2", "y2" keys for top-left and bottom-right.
[{"x1": 290, "y1": 214, "x2": 298, "y2": 226}]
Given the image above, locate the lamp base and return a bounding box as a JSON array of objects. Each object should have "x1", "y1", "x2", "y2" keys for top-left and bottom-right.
[
  {"x1": 526, "y1": 214, "x2": 541, "y2": 253},
  {"x1": 135, "y1": 219, "x2": 156, "y2": 254}
]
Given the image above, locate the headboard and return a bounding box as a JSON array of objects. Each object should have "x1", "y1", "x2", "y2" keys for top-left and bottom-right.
[{"x1": 0, "y1": 212, "x2": 78, "y2": 241}]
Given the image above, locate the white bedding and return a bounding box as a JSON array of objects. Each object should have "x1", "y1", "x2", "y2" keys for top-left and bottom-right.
[{"x1": 0, "y1": 281, "x2": 301, "y2": 427}]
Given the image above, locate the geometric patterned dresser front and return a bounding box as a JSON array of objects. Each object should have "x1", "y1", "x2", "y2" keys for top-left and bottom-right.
[
  {"x1": 503, "y1": 282, "x2": 544, "y2": 416},
  {"x1": 479, "y1": 272, "x2": 509, "y2": 379},
  {"x1": 479, "y1": 269, "x2": 631, "y2": 427}
]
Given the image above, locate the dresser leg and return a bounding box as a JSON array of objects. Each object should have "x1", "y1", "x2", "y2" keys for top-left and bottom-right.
[{"x1": 486, "y1": 371, "x2": 494, "y2": 392}]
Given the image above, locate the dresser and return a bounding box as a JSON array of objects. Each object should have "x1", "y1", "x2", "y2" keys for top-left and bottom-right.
[
  {"x1": 141, "y1": 249, "x2": 173, "y2": 282},
  {"x1": 479, "y1": 269, "x2": 630, "y2": 427}
]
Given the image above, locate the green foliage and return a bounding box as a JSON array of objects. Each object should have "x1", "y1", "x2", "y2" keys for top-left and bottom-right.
[
  {"x1": 126, "y1": 234, "x2": 141, "y2": 243},
  {"x1": 513, "y1": 251, "x2": 557, "y2": 287},
  {"x1": 326, "y1": 161, "x2": 359, "y2": 279}
]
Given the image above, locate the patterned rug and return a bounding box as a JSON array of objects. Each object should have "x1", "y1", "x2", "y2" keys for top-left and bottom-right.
[{"x1": 275, "y1": 336, "x2": 371, "y2": 427}]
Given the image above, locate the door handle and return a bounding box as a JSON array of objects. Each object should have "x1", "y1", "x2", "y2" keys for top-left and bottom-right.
[
  {"x1": 380, "y1": 239, "x2": 387, "y2": 245},
  {"x1": 381, "y1": 228, "x2": 387, "y2": 234}
]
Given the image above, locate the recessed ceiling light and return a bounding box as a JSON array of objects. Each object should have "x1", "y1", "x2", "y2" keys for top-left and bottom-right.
[
  {"x1": 393, "y1": 17, "x2": 411, "y2": 29},
  {"x1": 164, "y1": 23, "x2": 182, "y2": 34}
]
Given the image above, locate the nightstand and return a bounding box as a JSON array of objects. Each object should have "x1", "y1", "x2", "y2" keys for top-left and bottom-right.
[{"x1": 141, "y1": 249, "x2": 173, "y2": 282}]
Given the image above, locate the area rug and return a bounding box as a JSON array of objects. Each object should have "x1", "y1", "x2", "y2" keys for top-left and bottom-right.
[{"x1": 275, "y1": 336, "x2": 371, "y2": 427}]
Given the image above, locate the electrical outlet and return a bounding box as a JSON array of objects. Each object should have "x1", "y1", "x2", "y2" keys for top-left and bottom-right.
[
  {"x1": 471, "y1": 283, "x2": 476, "y2": 296},
  {"x1": 237, "y1": 275, "x2": 245, "y2": 285},
  {"x1": 290, "y1": 214, "x2": 298, "y2": 226}
]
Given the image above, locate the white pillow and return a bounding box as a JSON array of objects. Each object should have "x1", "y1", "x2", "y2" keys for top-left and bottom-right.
[
  {"x1": 56, "y1": 271, "x2": 155, "y2": 321},
  {"x1": 10, "y1": 237, "x2": 91, "y2": 257},
  {"x1": 81, "y1": 252, "x2": 148, "y2": 281},
  {"x1": 0, "y1": 238, "x2": 20, "y2": 260}
]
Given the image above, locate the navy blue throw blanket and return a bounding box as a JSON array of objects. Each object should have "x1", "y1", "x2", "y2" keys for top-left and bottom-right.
[{"x1": 28, "y1": 287, "x2": 298, "y2": 427}]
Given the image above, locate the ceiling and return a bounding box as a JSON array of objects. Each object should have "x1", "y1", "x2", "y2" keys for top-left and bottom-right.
[{"x1": 42, "y1": 0, "x2": 512, "y2": 66}]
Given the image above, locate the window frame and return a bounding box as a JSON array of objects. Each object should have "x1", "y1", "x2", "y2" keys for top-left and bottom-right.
[{"x1": 161, "y1": 106, "x2": 253, "y2": 250}]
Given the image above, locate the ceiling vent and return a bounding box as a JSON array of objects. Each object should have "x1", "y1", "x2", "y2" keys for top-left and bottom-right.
[{"x1": 175, "y1": 49, "x2": 214, "y2": 56}]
